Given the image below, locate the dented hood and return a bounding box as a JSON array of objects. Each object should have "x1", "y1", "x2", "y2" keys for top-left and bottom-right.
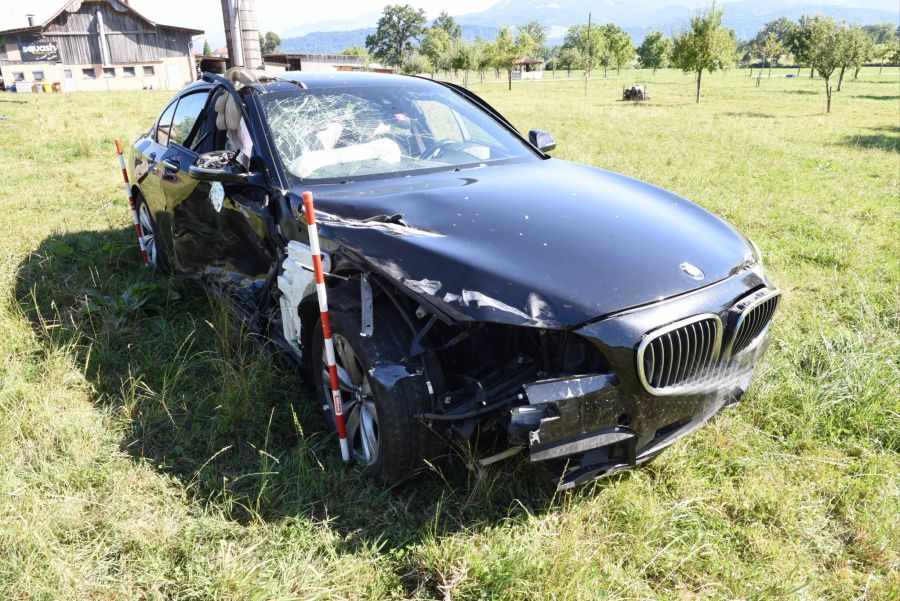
[{"x1": 301, "y1": 159, "x2": 753, "y2": 329}]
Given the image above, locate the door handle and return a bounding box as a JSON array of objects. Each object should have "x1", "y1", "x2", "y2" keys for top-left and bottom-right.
[{"x1": 162, "y1": 158, "x2": 180, "y2": 171}]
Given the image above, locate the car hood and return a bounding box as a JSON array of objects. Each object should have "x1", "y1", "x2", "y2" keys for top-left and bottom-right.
[{"x1": 300, "y1": 159, "x2": 754, "y2": 329}]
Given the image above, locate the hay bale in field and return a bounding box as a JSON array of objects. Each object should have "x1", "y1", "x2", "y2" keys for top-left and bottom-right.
[{"x1": 623, "y1": 85, "x2": 651, "y2": 101}]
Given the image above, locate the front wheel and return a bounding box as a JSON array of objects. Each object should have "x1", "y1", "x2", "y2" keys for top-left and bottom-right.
[{"x1": 310, "y1": 299, "x2": 442, "y2": 484}]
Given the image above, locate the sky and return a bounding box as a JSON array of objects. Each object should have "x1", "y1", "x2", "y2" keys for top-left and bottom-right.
[{"x1": 3, "y1": 0, "x2": 897, "y2": 49}]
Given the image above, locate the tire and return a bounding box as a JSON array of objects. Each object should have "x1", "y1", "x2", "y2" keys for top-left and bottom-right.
[
  {"x1": 311, "y1": 297, "x2": 442, "y2": 484},
  {"x1": 135, "y1": 193, "x2": 168, "y2": 273}
]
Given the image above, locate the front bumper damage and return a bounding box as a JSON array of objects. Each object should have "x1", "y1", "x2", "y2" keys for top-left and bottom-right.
[{"x1": 513, "y1": 329, "x2": 772, "y2": 490}]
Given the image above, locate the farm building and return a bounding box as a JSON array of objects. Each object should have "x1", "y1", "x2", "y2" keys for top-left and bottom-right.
[
  {"x1": 261, "y1": 53, "x2": 392, "y2": 74},
  {"x1": 0, "y1": 0, "x2": 202, "y2": 92}
]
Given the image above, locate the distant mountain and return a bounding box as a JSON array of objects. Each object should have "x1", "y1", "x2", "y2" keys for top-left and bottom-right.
[
  {"x1": 458, "y1": 0, "x2": 898, "y2": 42},
  {"x1": 277, "y1": 0, "x2": 899, "y2": 54},
  {"x1": 280, "y1": 25, "x2": 499, "y2": 55}
]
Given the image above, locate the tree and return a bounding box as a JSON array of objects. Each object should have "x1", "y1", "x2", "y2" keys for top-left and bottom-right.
[
  {"x1": 432, "y1": 11, "x2": 461, "y2": 40},
  {"x1": 562, "y1": 24, "x2": 606, "y2": 77},
  {"x1": 788, "y1": 15, "x2": 819, "y2": 77},
  {"x1": 836, "y1": 25, "x2": 874, "y2": 88},
  {"x1": 365, "y1": 4, "x2": 427, "y2": 67},
  {"x1": 671, "y1": 3, "x2": 736, "y2": 104},
  {"x1": 558, "y1": 46, "x2": 582, "y2": 77},
  {"x1": 421, "y1": 26, "x2": 452, "y2": 78},
  {"x1": 517, "y1": 21, "x2": 547, "y2": 57},
  {"x1": 452, "y1": 40, "x2": 477, "y2": 86},
  {"x1": 202, "y1": 41, "x2": 212, "y2": 56},
  {"x1": 637, "y1": 31, "x2": 671, "y2": 74},
  {"x1": 473, "y1": 37, "x2": 492, "y2": 82},
  {"x1": 259, "y1": 31, "x2": 281, "y2": 55},
  {"x1": 492, "y1": 27, "x2": 520, "y2": 90},
  {"x1": 800, "y1": 15, "x2": 842, "y2": 112},
  {"x1": 600, "y1": 24, "x2": 635, "y2": 74},
  {"x1": 400, "y1": 50, "x2": 431, "y2": 75},
  {"x1": 862, "y1": 23, "x2": 897, "y2": 44},
  {"x1": 759, "y1": 31, "x2": 784, "y2": 76}
]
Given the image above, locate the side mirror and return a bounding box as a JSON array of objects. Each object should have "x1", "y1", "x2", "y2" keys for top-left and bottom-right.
[
  {"x1": 529, "y1": 129, "x2": 556, "y2": 153},
  {"x1": 189, "y1": 150, "x2": 250, "y2": 184}
]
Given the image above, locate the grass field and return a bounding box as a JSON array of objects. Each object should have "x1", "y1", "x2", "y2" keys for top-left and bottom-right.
[{"x1": 0, "y1": 67, "x2": 898, "y2": 600}]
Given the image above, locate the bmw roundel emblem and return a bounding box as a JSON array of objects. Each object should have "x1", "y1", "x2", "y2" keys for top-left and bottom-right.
[{"x1": 680, "y1": 262, "x2": 705, "y2": 280}]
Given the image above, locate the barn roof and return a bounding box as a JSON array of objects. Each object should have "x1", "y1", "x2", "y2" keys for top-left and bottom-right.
[{"x1": 0, "y1": 0, "x2": 203, "y2": 36}]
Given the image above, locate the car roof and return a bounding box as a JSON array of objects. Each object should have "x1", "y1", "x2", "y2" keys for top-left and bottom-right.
[{"x1": 250, "y1": 71, "x2": 438, "y2": 92}]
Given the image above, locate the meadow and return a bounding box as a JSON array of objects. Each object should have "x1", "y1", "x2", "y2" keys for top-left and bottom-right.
[{"x1": 0, "y1": 67, "x2": 897, "y2": 599}]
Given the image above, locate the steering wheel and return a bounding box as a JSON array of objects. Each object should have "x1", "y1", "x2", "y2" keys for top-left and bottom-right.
[{"x1": 419, "y1": 139, "x2": 459, "y2": 160}]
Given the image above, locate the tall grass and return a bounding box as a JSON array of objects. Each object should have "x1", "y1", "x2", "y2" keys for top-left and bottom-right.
[{"x1": 0, "y1": 67, "x2": 897, "y2": 599}]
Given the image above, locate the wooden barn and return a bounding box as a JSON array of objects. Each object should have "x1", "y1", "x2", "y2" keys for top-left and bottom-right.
[{"x1": 0, "y1": 0, "x2": 202, "y2": 92}]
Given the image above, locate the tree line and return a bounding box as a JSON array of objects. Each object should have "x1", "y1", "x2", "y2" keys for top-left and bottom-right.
[{"x1": 358, "y1": 4, "x2": 900, "y2": 112}]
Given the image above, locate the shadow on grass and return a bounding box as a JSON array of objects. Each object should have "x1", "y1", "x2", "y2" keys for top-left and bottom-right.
[
  {"x1": 15, "y1": 227, "x2": 613, "y2": 559},
  {"x1": 840, "y1": 128, "x2": 900, "y2": 152},
  {"x1": 850, "y1": 94, "x2": 900, "y2": 101}
]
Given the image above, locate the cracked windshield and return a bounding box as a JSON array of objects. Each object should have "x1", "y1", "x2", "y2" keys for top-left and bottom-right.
[{"x1": 261, "y1": 83, "x2": 537, "y2": 182}]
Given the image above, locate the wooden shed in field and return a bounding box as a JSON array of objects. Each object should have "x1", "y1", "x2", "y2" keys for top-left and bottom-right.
[{"x1": 0, "y1": 0, "x2": 202, "y2": 92}]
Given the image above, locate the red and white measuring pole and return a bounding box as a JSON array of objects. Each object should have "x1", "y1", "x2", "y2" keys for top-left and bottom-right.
[
  {"x1": 303, "y1": 191, "x2": 350, "y2": 462},
  {"x1": 114, "y1": 139, "x2": 149, "y2": 266}
]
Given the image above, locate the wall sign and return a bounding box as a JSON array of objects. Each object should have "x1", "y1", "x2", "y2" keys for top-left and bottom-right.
[{"x1": 19, "y1": 36, "x2": 60, "y2": 62}]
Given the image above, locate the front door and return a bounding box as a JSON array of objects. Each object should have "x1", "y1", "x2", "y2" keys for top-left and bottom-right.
[{"x1": 161, "y1": 88, "x2": 275, "y2": 302}]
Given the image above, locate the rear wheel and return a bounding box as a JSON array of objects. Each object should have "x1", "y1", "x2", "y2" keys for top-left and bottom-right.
[
  {"x1": 311, "y1": 300, "x2": 441, "y2": 484},
  {"x1": 135, "y1": 194, "x2": 167, "y2": 272}
]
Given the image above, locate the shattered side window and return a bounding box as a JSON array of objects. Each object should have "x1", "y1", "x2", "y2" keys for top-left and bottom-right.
[{"x1": 260, "y1": 84, "x2": 537, "y2": 183}]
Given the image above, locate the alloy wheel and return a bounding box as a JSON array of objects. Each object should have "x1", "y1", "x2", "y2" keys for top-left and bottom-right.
[{"x1": 321, "y1": 333, "x2": 380, "y2": 465}]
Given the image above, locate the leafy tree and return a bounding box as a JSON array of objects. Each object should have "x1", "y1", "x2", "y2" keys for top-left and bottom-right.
[
  {"x1": 202, "y1": 41, "x2": 212, "y2": 56},
  {"x1": 365, "y1": 4, "x2": 427, "y2": 67},
  {"x1": 517, "y1": 21, "x2": 547, "y2": 57},
  {"x1": 400, "y1": 50, "x2": 431, "y2": 75},
  {"x1": 759, "y1": 31, "x2": 784, "y2": 76},
  {"x1": 837, "y1": 25, "x2": 874, "y2": 88},
  {"x1": 491, "y1": 27, "x2": 520, "y2": 90},
  {"x1": 799, "y1": 15, "x2": 842, "y2": 112},
  {"x1": 432, "y1": 11, "x2": 461, "y2": 40},
  {"x1": 862, "y1": 23, "x2": 897, "y2": 44},
  {"x1": 562, "y1": 24, "x2": 606, "y2": 76},
  {"x1": 671, "y1": 3, "x2": 736, "y2": 103},
  {"x1": 421, "y1": 26, "x2": 452, "y2": 77},
  {"x1": 788, "y1": 15, "x2": 819, "y2": 77},
  {"x1": 452, "y1": 40, "x2": 477, "y2": 86},
  {"x1": 259, "y1": 31, "x2": 281, "y2": 55},
  {"x1": 600, "y1": 23, "x2": 635, "y2": 74},
  {"x1": 342, "y1": 45, "x2": 368, "y2": 57},
  {"x1": 754, "y1": 17, "x2": 796, "y2": 49},
  {"x1": 558, "y1": 46, "x2": 582, "y2": 77},
  {"x1": 473, "y1": 37, "x2": 492, "y2": 82},
  {"x1": 637, "y1": 31, "x2": 671, "y2": 74}
]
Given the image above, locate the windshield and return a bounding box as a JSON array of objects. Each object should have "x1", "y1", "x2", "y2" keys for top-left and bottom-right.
[{"x1": 260, "y1": 83, "x2": 538, "y2": 183}]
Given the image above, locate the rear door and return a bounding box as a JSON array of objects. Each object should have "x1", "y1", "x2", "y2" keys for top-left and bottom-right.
[
  {"x1": 161, "y1": 87, "x2": 275, "y2": 298},
  {"x1": 133, "y1": 98, "x2": 177, "y2": 258}
]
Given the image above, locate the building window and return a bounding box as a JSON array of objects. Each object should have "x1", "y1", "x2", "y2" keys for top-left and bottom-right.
[
  {"x1": 103, "y1": 67, "x2": 116, "y2": 78},
  {"x1": 32, "y1": 71, "x2": 45, "y2": 81},
  {"x1": 82, "y1": 68, "x2": 96, "y2": 79},
  {"x1": 143, "y1": 65, "x2": 155, "y2": 76},
  {"x1": 63, "y1": 69, "x2": 73, "y2": 78},
  {"x1": 12, "y1": 72, "x2": 25, "y2": 82},
  {"x1": 123, "y1": 66, "x2": 136, "y2": 77}
]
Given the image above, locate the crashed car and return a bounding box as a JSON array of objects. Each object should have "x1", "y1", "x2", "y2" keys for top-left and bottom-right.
[{"x1": 127, "y1": 68, "x2": 780, "y2": 489}]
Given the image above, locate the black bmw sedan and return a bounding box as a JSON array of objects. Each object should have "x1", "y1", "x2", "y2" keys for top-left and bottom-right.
[{"x1": 127, "y1": 68, "x2": 779, "y2": 489}]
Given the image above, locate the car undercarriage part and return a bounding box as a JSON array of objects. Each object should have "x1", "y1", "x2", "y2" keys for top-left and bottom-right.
[
  {"x1": 303, "y1": 191, "x2": 350, "y2": 461},
  {"x1": 114, "y1": 139, "x2": 149, "y2": 266}
]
